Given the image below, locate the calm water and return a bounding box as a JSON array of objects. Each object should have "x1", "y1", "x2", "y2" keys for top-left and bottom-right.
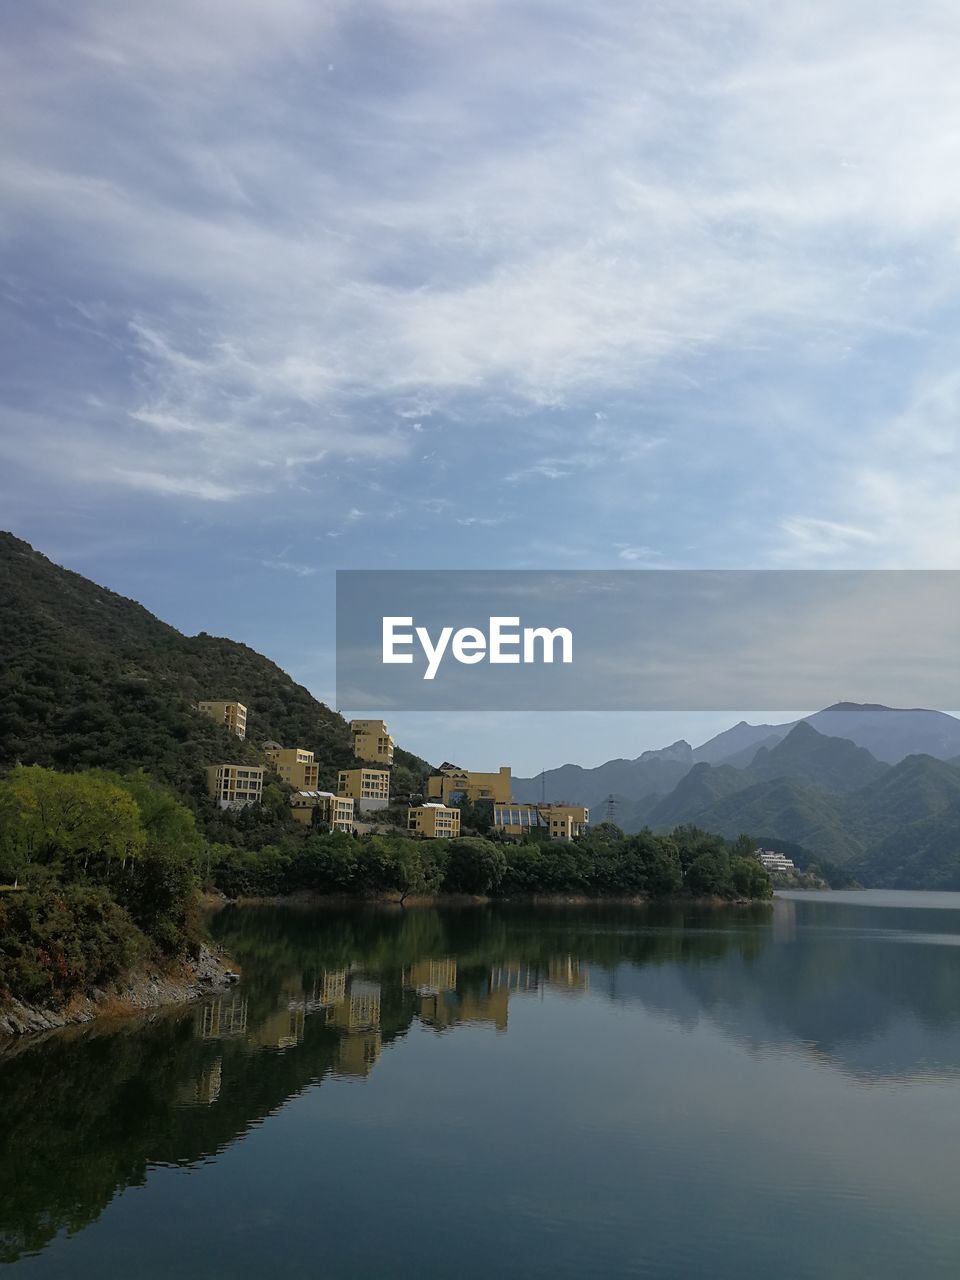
[{"x1": 3, "y1": 892, "x2": 960, "y2": 1278}]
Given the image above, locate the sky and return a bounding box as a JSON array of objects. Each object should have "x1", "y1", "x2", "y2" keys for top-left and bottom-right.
[{"x1": 3, "y1": 0, "x2": 960, "y2": 773}]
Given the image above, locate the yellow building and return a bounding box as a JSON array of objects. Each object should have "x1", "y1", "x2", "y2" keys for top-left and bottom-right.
[
  {"x1": 541, "y1": 804, "x2": 590, "y2": 840},
  {"x1": 337, "y1": 766, "x2": 390, "y2": 812},
  {"x1": 350, "y1": 719, "x2": 395, "y2": 766},
  {"x1": 426, "y1": 763, "x2": 512, "y2": 805},
  {"x1": 408, "y1": 803, "x2": 461, "y2": 838},
  {"x1": 492, "y1": 803, "x2": 540, "y2": 836},
  {"x1": 290, "y1": 790, "x2": 355, "y2": 831},
  {"x1": 198, "y1": 700, "x2": 247, "y2": 739},
  {"x1": 492, "y1": 802, "x2": 589, "y2": 839},
  {"x1": 264, "y1": 742, "x2": 320, "y2": 789},
  {"x1": 206, "y1": 763, "x2": 263, "y2": 809}
]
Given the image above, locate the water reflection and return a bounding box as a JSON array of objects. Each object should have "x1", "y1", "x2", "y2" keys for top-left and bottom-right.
[{"x1": 3, "y1": 895, "x2": 960, "y2": 1268}]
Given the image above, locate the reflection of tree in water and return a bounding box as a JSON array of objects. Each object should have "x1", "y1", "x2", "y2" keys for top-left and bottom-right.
[{"x1": 4, "y1": 899, "x2": 960, "y2": 1263}]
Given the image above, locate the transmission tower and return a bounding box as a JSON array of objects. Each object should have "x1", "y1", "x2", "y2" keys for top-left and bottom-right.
[{"x1": 604, "y1": 793, "x2": 618, "y2": 825}]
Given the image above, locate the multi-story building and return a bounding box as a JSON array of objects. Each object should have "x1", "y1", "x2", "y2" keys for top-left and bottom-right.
[
  {"x1": 206, "y1": 764, "x2": 263, "y2": 809},
  {"x1": 756, "y1": 849, "x2": 796, "y2": 873},
  {"x1": 337, "y1": 766, "x2": 390, "y2": 812},
  {"x1": 492, "y1": 803, "x2": 541, "y2": 836},
  {"x1": 350, "y1": 719, "x2": 395, "y2": 766},
  {"x1": 264, "y1": 742, "x2": 320, "y2": 789},
  {"x1": 198, "y1": 700, "x2": 247, "y2": 740},
  {"x1": 492, "y1": 802, "x2": 589, "y2": 840},
  {"x1": 426, "y1": 763, "x2": 512, "y2": 805},
  {"x1": 290, "y1": 790, "x2": 355, "y2": 831},
  {"x1": 541, "y1": 804, "x2": 590, "y2": 840},
  {"x1": 408, "y1": 802, "x2": 461, "y2": 838}
]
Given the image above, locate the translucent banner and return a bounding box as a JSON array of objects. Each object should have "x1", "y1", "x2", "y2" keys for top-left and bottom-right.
[{"x1": 335, "y1": 570, "x2": 960, "y2": 710}]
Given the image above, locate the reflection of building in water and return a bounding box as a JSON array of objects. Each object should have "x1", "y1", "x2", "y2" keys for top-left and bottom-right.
[
  {"x1": 459, "y1": 987, "x2": 509, "y2": 1031},
  {"x1": 417, "y1": 985, "x2": 509, "y2": 1031},
  {"x1": 198, "y1": 995, "x2": 249, "y2": 1039},
  {"x1": 330, "y1": 979, "x2": 382, "y2": 1032},
  {"x1": 335, "y1": 1031, "x2": 383, "y2": 1077},
  {"x1": 250, "y1": 1004, "x2": 306, "y2": 1050},
  {"x1": 311, "y1": 968, "x2": 347, "y2": 1008},
  {"x1": 403, "y1": 958, "x2": 457, "y2": 995},
  {"x1": 546, "y1": 956, "x2": 589, "y2": 992},
  {"x1": 178, "y1": 1059, "x2": 223, "y2": 1106},
  {"x1": 772, "y1": 896, "x2": 798, "y2": 944},
  {"x1": 330, "y1": 978, "x2": 383, "y2": 1077},
  {"x1": 491, "y1": 962, "x2": 540, "y2": 993}
]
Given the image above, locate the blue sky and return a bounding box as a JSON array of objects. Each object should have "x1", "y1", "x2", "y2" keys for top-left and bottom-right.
[{"x1": 3, "y1": 0, "x2": 960, "y2": 773}]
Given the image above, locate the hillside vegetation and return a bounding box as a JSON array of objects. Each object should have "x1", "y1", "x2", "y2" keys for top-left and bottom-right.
[{"x1": 0, "y1": 532, "x2": 431, "y2": 830}]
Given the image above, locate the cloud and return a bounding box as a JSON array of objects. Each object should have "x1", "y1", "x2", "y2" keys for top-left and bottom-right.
[{"x1": 4, "y1": 0, "x2": 960, "y2": 560}]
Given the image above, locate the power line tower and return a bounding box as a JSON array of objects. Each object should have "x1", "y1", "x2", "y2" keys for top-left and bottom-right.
[{"x1": 604, "y1": 793, "x2": 618, "y2": 826}]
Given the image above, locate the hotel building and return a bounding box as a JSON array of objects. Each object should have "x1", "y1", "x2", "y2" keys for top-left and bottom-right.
[
  {"x1": 264, "y1": 742, "x2": 320, "y2": 789},
  {"x1": 337, "y1": 766, "x2": 391, "y2": 812},
  {"x1": 408, "y1": 802, "x2": 461, "y2": 838},
  {"x1": 198, "y1": 700, "x2": 247, "y2": 740},
  {"x1": 206, "y1": 763, "x2": 264, "y2": 809}
]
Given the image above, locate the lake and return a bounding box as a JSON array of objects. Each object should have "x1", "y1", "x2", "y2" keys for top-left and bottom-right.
[{"x1": 3, "y1": 891, "x2": 960, "y2": 1278}]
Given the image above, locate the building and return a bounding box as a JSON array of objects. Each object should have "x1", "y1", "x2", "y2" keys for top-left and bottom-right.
[
  {"x1": 408, "y1": 802, "x2": 461, "y2": 838},
  {"x1": 264, "y1": 743, "x2": 320, "y2": 789},
  {"x1": 492, "y1": 803, "x2": 540, "y2": 836},
  {"x1": 350, "y1": 719, "x2": 395, "y2": 766},
  {"x1": 337, "y1": 766, "x2": 390, "y2": 812},
  {"x1": 426, "y1": 763, "x2": 512, "y2": 805},
  {"x1": 541, "y1": 804, "x2": 590, "y2": 840},
  {"x1": 492, "y1": 802, "x2": 589, "y2": 840},
  {"x1": 756, "y1": 848, "x2": 797, "y2": 874},
  {"x1": 198, "y1": 700, "x2": 247, "y2": 740},
  {"x1": 206, "y1": 763, "x2": 263, "y2": 809},
  {"x1": 290, "y1": 790, "x2": 355, "y2": 831}
]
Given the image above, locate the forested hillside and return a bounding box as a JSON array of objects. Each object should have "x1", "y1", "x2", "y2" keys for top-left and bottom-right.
[{"x1": 0, "y1": 532, "x2": 431, "y2": 814}]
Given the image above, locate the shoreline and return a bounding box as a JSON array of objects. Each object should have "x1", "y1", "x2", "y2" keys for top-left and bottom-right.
[
  {"x1": 0, "y1": 943, "x2": 239, "y2": 1038},
  {"x1": 204, "y1": 889, "x2": 773, "y2": 909}
]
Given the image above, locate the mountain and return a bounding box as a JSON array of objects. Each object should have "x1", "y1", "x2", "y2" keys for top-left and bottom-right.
[
  {"x1": 680, "y1": 776, "x2": 860, "y2": 863},
  {"x1": 803, "y1": 703, "x2": 960, "y2": 764},
  {"x1": 632, "y1": 726, "x2": 960, "y2": 887},
  {"x1": 854, "y1": 794, "x2": 960, "y2": 889},
  {"x1": 693, "y1": 703, "x2": 960, "y2": 769},
  {"x1": 0, "y1": 532, "x2": 431, "y2": 807},
  {"x1": 692, "y1": 720, "x2": 792, "y2": 764},
  {"x1": 843, "y1": 754, "x2": 960, "y2": 848},
  {"x1": 646, "y1": 762, "x2": 751, "y2": 830},
  {"x1": 512, "y1": 741, "x2": 694, "y2": 810},
  {"x1": 748, "y1": 721, "x2": 888, "y2": 792}
]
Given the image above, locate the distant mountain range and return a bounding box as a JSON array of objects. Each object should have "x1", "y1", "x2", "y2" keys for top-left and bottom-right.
[
  {"x1": 514, "y1": 708, "x2": 960, "y2": 888},
  {"x1": 5, "y1": 530, "x2": 960, "y2": 889}
]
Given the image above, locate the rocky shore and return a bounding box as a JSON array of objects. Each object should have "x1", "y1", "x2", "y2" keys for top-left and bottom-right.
[{"x1": 0, "y1": 943, "x2": 239, "y2": 1037}]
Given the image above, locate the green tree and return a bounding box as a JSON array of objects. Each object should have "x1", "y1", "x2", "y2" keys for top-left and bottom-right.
[{"x1": 443, "y1": 838, "x2": 507, "y2": 895}]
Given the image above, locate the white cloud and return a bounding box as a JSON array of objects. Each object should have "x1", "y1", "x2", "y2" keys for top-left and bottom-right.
[{"x1": 5, "y1": 0, "x2": 960, "y2": 538}]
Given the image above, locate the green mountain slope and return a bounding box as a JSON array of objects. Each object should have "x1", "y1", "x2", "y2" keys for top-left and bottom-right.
[
  {"x1": 0, "y1": 532, "x2": 430, "y2": 809},
  {"x1": 633, "y1": 723, "x2": 960, "y2": 886},
  {"x1": 749, "y1": 721, "x2": 888, "y2": 792},
  {"x1": 645, "y1": 762, "x2": 751, "y2": 830},
  {"x1": 853, "y1": 795, "x2": 960, "y2": 889},
  {"x1": 684, "y1": 777, "x2": 860, "y2": 863}
]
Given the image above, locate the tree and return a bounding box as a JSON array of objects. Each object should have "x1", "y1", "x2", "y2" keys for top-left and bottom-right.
[
  {"x1": 443, "y1": 838, "x2": 507, "y2": 895},
  {"x1": 0, "y1": 765, "x2": 145, "y2": 875}
]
